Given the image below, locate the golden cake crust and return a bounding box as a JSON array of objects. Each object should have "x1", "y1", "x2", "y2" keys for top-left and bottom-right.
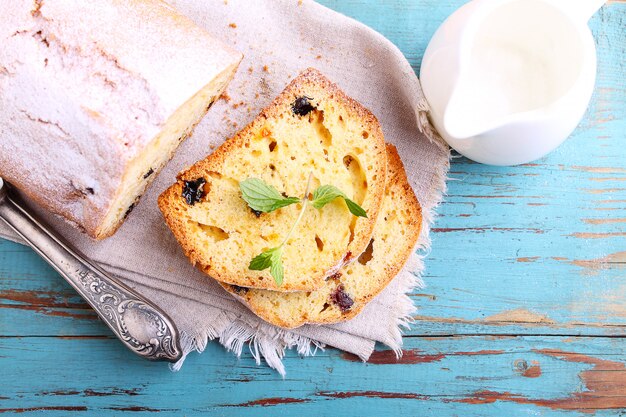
[{"x1": 159, "y1": 68, "x2": 387, "y2": 291}]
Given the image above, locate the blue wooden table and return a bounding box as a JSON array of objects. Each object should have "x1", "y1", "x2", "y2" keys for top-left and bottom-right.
[{"x1": 1, "y1": 1, "x2": 625, "y2": 415}]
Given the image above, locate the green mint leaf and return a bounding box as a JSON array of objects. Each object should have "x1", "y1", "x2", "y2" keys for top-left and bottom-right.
[
  {"x1": 311, "y1": 185, "x2": 367, "y2": 218},
  {"x1": 248, "y1": 248, "x2": 276, "y2": 270},
  {"x1": 239, "y1": 178, "x2": 300, "y2": 213},
  {"x1": 270, "y1": 255, "x2": 284, "y2": 286},
  {"x1": 345, "y1": 198, "x2": 368, "y2": 218},
  {"x1": 249, "y1": 246, "x2": 284, "y2": 286},
  {"x1": 311, "y1": 184, "x2": 346, "y2": 209}
]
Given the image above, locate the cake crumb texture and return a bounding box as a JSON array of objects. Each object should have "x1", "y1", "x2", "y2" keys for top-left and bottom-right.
[{"x1": 221, "y1": 144, "x2": 422, "y2": 328}]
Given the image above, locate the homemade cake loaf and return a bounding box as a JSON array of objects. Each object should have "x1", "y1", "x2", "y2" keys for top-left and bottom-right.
[
  {"x1": 0, "y1": 0, "x2": 242, "y2": 239},
  {"x1": 221, "y1": 145, "x2": 422, "y2": 328},
  {"x1": 159, "y1": 68, "x2": 387, "y2": 292}
]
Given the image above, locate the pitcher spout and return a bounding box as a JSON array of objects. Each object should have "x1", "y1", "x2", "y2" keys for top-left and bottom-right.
[
  {"x1": 442, "y1": 89, "x2": 494, "y2": 140},
  {"x1": 442, "y1": 68, "x2": 518, "y2": 141}
]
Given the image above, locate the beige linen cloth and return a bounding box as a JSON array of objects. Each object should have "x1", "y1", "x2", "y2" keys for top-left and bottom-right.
[{"x1": 0, "y1": 0, "x2": 449, "y2": 374}]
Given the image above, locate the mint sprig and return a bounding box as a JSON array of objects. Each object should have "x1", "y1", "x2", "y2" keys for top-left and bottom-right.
[
  {"x1": 241, "y1": 175, "x2": 367, "y2": 286},
  {"x1": 249, "y1": 247, "x2": 284, "y2": 285},
  {"x1": 311, "y1": 185, "x2": 367, "y2": 218},
  {"x1": 239, "y1": 178, "x2": 300, "y2": 213}
]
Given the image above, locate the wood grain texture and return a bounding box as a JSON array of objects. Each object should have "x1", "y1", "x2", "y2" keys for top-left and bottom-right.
[
  {"x1": 1, "y1": 336, "x2": 625, "y2": 415},
  {"x1": 0, "y1": 0, "x2": 624, "y2": 415}
]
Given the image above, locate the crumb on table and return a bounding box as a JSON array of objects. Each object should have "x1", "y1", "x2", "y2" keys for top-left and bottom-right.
[{"x1": 229, "y1": 23, "x2": 237, "y2": 29}]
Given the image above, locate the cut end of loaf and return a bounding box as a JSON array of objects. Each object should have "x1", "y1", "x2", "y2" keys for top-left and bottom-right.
[
  {"x1": 95, "y1": 64, "x2": 240, "y2": 239},
  {"x1": 0, "y1": 0, "x2": 242, "y2": 240}
]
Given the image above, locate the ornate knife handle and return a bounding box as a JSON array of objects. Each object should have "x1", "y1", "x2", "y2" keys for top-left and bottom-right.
[{"x1": 0, "y1": 178, "x2": 182, "y2": 362}]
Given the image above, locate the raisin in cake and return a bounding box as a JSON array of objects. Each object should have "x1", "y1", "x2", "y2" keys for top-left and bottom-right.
[
  {"x1": 0, "y1": 0, "x2": 242, "y2": 239},
  {"x1": 221, "y1": 145, "x2": 422, "y2": 328},
  {"x1": 159, "y1": 68, "x2": 387, "y2": 292}
]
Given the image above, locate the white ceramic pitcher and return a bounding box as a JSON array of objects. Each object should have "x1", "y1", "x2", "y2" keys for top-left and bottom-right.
[{"x1": 420, "y1": 0, "x2": 606, "y2": 166}]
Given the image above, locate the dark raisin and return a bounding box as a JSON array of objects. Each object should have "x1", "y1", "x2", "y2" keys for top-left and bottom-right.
[
  {"x1": 143, "y1": 168, "x2": 154, "y2": 179},
  {"x1": 124, "y1": 202, "x2": 136, "y2": 219},
  {"x1": 291, "y1": 96, "x2": 315, "y2": 116},
  {"x1": 330, "y1": 284, "x2": 354, "y2": 312},
  {"x1": 85, "y1": 187, "x2": 95, "y2": 195},
  {"x1": 251, "y1": 208, "x2": 262, "y2": 218},
  {"x1": 231, "y1": 285, "x2": 249, "y2": 295},
  {"x1": 182, "y1": 178, "x2": 206, "y2": 205}
]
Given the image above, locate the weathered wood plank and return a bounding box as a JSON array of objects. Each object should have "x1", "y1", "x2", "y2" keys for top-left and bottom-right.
[{"x1": 0, "y1": 335, "x2": 625, "y2": 415}]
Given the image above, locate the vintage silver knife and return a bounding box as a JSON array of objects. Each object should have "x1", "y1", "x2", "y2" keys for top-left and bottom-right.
[{"x1": 0, "y1": 177, "x2": 182, "y2": 362}]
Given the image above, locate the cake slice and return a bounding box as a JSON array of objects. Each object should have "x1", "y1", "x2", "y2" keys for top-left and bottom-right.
[
  {"x1": 0, "y1": 0, "x2": 242, "y2": 239},
  {"x1": 220, "y1": 145, "x2": 422, "y2": 328},
  {"x1": 159, "y1": 68, "x2": 387, "y2": 291}
]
